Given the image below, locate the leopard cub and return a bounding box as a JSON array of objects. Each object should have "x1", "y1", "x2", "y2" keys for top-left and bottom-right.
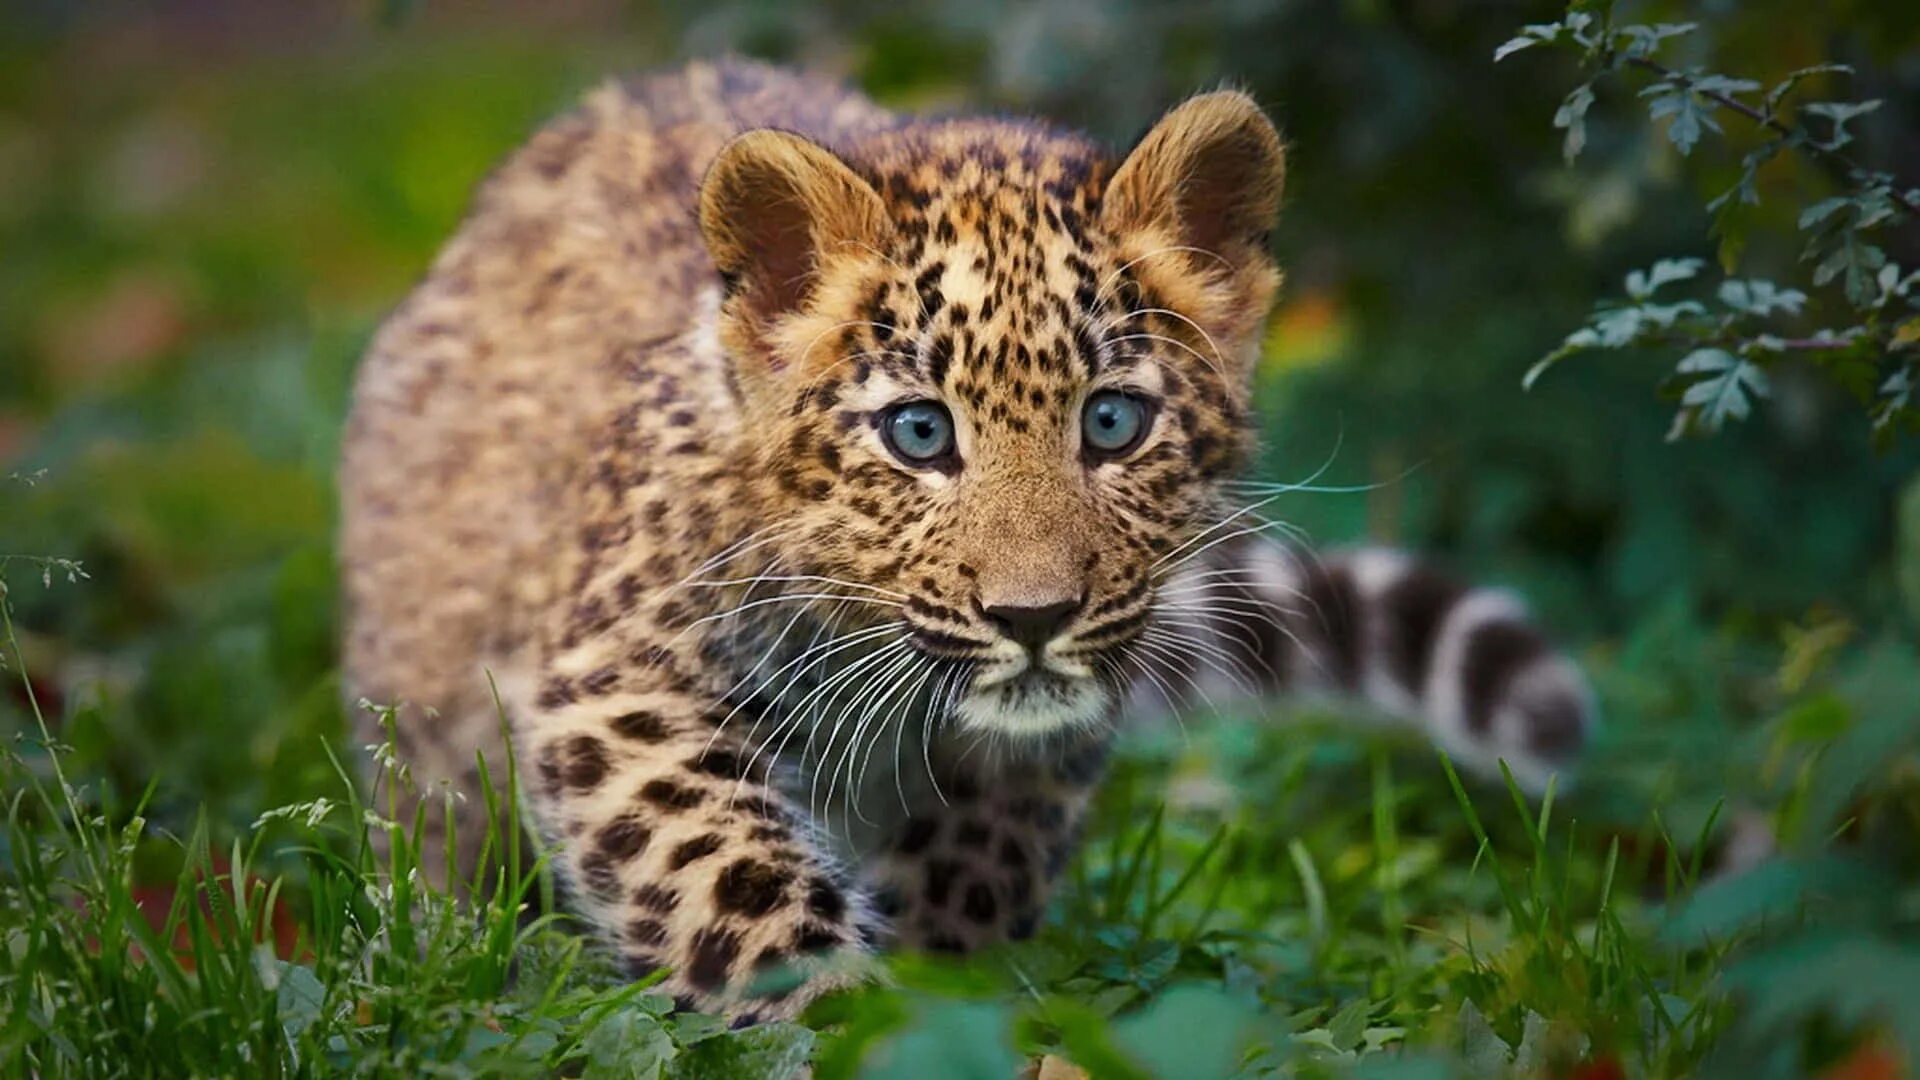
[{"x1": 340, "y1": 61, "x2": 1592, "y2": 1018}]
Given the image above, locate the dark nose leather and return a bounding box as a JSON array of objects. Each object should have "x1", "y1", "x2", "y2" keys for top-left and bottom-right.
[{"x1": 981, "y1": 597, "x2": 1082, "y2": 652}]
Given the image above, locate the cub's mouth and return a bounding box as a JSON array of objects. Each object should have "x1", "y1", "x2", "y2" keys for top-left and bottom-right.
[
  {"x1": 954, "y1": 663, "x2": 1112, "y2": 737},
  {"x1": 899, "y1": 600, "x2": 1143, "y2": 738}
]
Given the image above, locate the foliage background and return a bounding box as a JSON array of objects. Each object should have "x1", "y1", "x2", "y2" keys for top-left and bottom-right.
[{"x1": 3, "y1": 1, "x2": 1919, "y2": 1076}]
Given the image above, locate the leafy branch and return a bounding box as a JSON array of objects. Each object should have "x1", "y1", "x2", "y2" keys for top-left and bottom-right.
[{"x1": 1498, "y1": 7, "x2": 1920, "y2": 443}]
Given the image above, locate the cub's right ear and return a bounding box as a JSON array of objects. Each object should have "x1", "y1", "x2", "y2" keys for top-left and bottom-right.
[{"x1": 698, "y1": 130, "x2": 890, "y2": 360}]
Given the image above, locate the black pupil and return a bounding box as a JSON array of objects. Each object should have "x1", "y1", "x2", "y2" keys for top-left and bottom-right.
[
  {"x1": 1097, "y1": 405, "x2": 1120, "y2": 429},
  {"x1": 913, "y1": 418, "x2": 937, "y2": 439}
]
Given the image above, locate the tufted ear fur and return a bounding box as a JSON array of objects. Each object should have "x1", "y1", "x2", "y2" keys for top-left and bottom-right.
[
  {"x1": 699, "y1": 130, "x2": 891, "y2": 367},
  {"x1": 1102, "y1": 91, "x2": 1286, "y2": 349}
]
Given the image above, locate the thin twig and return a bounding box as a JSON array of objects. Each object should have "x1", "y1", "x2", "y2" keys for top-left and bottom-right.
[{"x1": 1624, "y1": 55, "x2": 1920, "y2": 220}]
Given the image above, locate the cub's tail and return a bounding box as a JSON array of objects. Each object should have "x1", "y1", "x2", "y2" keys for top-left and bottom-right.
[{"x1": 1135, "y1": 539, "x2": 1594, "y2": 790}]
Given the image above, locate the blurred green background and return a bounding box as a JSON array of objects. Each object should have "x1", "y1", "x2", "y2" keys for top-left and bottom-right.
[
  {"x1": 5, "y1": 0, "x2": 1916, "y2": 823},
  {"x1": 11, "y1": 2, "x2": 1920, "y2": 1068},
  {"x1": 3, "y1": 2, "x2": 1920, "y2": 1071}
]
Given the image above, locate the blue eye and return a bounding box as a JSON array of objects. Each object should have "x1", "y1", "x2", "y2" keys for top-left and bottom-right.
[
  {"x1": 883, "y1": 401, "x2": 957, "y2": 465},
  {"x1": 1082, "y1": 391, "x2": 1152, "y2": 456}
]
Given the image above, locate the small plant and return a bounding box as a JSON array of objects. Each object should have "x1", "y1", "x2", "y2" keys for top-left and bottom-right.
[
  {"x1": 1499, "y1": 3, "x2": 1920, "y2": 443},
  {"x1": 0, "y1": 552, "x2": 818, "y2": 1076}
]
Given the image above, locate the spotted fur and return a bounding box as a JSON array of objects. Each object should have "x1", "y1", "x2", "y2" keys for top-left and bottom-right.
[{"x1": 339, "y1": 60, "x2": 1592, "y2": 1018}]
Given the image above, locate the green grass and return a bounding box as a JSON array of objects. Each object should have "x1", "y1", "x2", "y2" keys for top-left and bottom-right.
[{"x1": 8, "y1": 563, "x2": 1918, "y2": 1078}]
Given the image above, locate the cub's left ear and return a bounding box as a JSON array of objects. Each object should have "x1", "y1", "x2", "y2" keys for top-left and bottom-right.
[
  {"x1": 1103, "y1": 91, "x2": 1286, "y2": 341},
  {"x1": 698, "y1": 129, "x2": 891, "y2": 366}
]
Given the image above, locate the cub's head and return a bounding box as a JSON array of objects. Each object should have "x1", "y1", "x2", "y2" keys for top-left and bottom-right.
[{"x1": 697, "y1": 92, "x2": 1284, "y2": 739}]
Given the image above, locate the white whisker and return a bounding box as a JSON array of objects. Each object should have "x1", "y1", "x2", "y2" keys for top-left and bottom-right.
[
  {"x1": 685, "y1": 573, "x2": 908, "y2": 600},
  {"x1": 1092, "y1": 245, "x2": 1235, "y2": 310}
]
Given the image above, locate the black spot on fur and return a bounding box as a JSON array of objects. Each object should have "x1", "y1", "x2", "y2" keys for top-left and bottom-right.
[
  {"x1": 962, "y1": 882, "x2": 998, "y2": 924},
  {"x1": 924, "y1": 859, "x2": 961, "y2": 908},
  {"x1": 686, "y1": 927, "x2": 741, "y2": 992},
  {"x1": 793, "y1": 924, "x2": 840, "y2": 953},
  {"x1": 612, "y1": 710, "x2": 671, "y2": 742},
  {"x1": 734, "y1": 795, "x2": 786, "y2": 823},
  {"x1": 1381, "y1": 568, "x2": 1465, "y2": 695},
  {"x1": 580, "y1": 851, "x2": 621, "y2": 898},
  {"x1": 632, "y1": 884, "x2": 679, "y2": 913},
  {"x1": 1299, "y1": 562, "x2": 1361, "y2": 689},
  {"x1": 536, "y1": 744, "x2": 562, "y2": 795},
  {"x1": 578, "y1": 667, "x2": 619, "y2": 697},
  {"x1": 1010, "y1": 872, "x2": 1035, "y2": 907},
  {"x1": 687, "y1": 749, "x2": 756, "y2": 781},
  {"x1": 954, "y1": 821, "x2": 991, "y2": 849},
  {"x1": 640, "y1": 778, "x2": 706, "y2": 811},
  {"x1": 595, "y1": 815, "x2": 651, "y2": 861},
  {"x1": 1461, "y1": 619, "x2": 1549, "y2": 733},
  {"x1": 669, "y1": 833, "x2": 724, "y2": 869},
  {"x1": 714, "y1": 858, "x2": 794, "y2": 917},
  {"x1": 627, "y1": 919, "x2": 669, "y2": 948},
  {"x1": 561, "y1": 735, "x2": 610, "y2": 791},
  {"x1": 806, "y1": 878, "x2": 846, "y2": 922},
  {"x1": 536, "y1": 676, "x2": 577, "y2": 710},
  {"x1": 897, "y1": 818, "x2": 938, "y2": 854}
]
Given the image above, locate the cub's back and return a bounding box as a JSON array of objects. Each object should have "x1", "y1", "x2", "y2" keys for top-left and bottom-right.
[{"x1": 338, "y1": 62, "x2": 895, "y2": 795}]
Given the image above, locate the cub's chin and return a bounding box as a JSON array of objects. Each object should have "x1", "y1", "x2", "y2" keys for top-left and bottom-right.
[{"x1": 954, "y1": 671, "x2": 1111, "y2": 738}]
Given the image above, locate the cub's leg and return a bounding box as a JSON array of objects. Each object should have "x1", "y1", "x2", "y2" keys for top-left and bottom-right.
[
  {"x1": 1147, "y1": 538, "x2": 1593, "y2": 789},
  {"x1": 862, "y1": 739, "x2": 1108, "y2": 953},
  {"x1": 524, "y1": 683, "x2": 882, "y2": 1020}
]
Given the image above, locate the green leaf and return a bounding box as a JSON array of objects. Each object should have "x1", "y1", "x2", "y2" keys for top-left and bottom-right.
[
  {"x1": 1797, "y1": 196, "x2": 1851, "y2": 232},
  {"x1": 1493, "y1": 36, "x2": 1541, "y2": 63},
  {"x1": 859, "y1": 1001, "x2": 1019, "y2": 1080},
  {"x1": 1114, "y1": 986, "x2": 1260, "y2": 1079},
  {"x1": 1493, "y1": 20, "x2": 1571, "y2": 62},
  {"x1": 1802, "y1": 99, "x2": 1882, "y2": 150},
  {"x1": 1766, "y1": 64, "x2": 1853, "y2": 114},
  {"x1": 1716, "y1": 280, "x2": 1806, "y2": 317},
  {"x1": 1457, "y1": 1000, "x2": 1511, "y2": 1074},
  {"x1": 1512, "y1": 1011, "x2": 1589, "y2": 1071},
  {"x1": 1877, "y1": 366, "x2": 1918, "y2": 436},
  {"x1": 1812, "y1": 233, "x2": 1887, "y2": 306},
  {"x1": 1626, "y1": 257, "x2": 1705, "y2": 300},
  {"x1": 1613, "y1": 21, "x2": 1695, "y2": 60},
  {"x1": 266, "y1": 960, "x2": 327, "y2": 1039},
  {"x1": 1322, "y1": 998, "x2": 1373, "y2": 1053},
  {"x1": 1724, "y1": 932, "x2": 1920, "y2": 1045},
  {"x1": 670, "y1": 1023, "x2": 815, "y2": 1080},
  {"x1": 1677, "y1": 348, "x2": 1769, "y2": 431},
  {"x1": 1553, "y1": 82, "x2": 1596, "y2": 163},
  {"x1": 1644, "y1": 87, "x2": 1721, "y2": 156},
  {"x1": 1662, "y1": 856, "x2": 1876, "y2": 944},
  {"x1": 583, "y1": 1006, "x2": 678, "y2": 1079}
]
